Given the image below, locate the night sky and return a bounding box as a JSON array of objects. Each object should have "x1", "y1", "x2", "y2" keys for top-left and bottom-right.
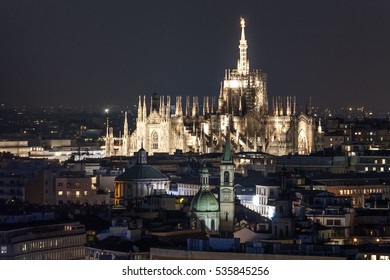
[{"x1": 1, "y1": 0, "x2": 390, "y2": 112}]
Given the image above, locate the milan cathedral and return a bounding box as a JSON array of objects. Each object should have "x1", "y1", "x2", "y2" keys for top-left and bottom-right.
[{"x1": 105, "y1": 18, "x2": 324, "y2": 157}]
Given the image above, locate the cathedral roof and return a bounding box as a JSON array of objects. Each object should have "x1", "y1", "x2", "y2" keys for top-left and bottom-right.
[
  {"x1": 115, "y1": 164, "x2": 169, "y2": 182},
  {"x1": 190, "y1": 189, "x2": 219, "y2": 212}
]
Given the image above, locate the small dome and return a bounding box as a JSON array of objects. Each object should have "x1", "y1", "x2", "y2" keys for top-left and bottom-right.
[{"x1": 190, "y1": 189, "x2": 219, "y2": 212}]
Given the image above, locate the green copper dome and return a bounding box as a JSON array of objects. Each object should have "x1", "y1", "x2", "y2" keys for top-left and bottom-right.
[{"x1": 190, "y1": 189, "x2": 219, "y2": 212}]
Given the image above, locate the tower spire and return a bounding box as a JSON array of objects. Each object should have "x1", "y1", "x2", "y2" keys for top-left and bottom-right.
[
  {"x1": 237, "y1": 17, "x2": 249, "y2": 75},
  {"x1": 222, "y1": 136, "x2": 233, "y2": 163},
  {"x1": 123, "y1": 111, "x2": 128, "y2": 135},
  {"x1": 143, "y1": 95, "x2": 147, "y2": 120},
  {"x1": 137, "y1": 95, "x2": 142, "y2": 121},
  {"x1": 122, "y1": 111, "x2": 129, "y2": 156}
]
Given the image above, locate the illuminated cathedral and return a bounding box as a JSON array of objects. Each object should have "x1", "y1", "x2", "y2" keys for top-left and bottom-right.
[{"x1": 105, "y1": 18, "x2": 323, "y2": 157}]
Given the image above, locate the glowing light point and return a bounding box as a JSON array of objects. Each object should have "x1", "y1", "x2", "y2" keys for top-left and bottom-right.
[{"x1": 240, "y1": 17, "x2": 245, "y2": 28}]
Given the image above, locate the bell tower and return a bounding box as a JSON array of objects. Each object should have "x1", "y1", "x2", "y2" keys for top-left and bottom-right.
[{"x1": 219, "y1": 138, "x2": 235, "y2": 236}]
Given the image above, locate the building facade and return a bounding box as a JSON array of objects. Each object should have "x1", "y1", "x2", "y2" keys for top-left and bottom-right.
[
  {"x1": 0, "y1": 221, "x2": 85, "y2": 260},
  {"x1": 55, "y1": 171, "x2": 109, "y2": 205},
  {"x1": 105, "y1": 18, "x2": 323, "y2": 157}
]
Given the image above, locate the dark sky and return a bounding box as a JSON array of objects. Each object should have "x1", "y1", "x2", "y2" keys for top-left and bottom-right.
[{"x1": 1, "y1": 0, "x2": 390, "y2": 112}]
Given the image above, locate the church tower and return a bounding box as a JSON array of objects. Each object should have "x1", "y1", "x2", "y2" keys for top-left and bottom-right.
[
  {"x1": 219, "y1": 138, "x2": 235, "y2": 236},
  {"x1": 272, "y1": 168, "x2": 296, "y2": 239},
  {"x1": 190, "y1": 165, "x2": 220, "y2": 234}
]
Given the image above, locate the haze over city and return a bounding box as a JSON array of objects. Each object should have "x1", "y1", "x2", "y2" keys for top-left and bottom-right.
[{"x1": 1, "y1": 0, "x2": 390, "y2": 112}]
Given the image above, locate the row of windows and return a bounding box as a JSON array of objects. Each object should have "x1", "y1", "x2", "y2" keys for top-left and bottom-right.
[
  {"x1": 360, "y1": 159, "x2": 387, "y2": 164},
  {"x1": 179, "y1": 190, "x2": 198, "y2": 196},
  {"x1": 339, "y1": 188, "x2": 390, "y2": 195},
  {"x1": 326, "y1": 219, "x2": 342, "y2": 226},
  {"x1": 0, "y1": 189, "x2": 23, "y2": 195},
  {"x1": 16, "y1": 247, "x2": 85, "y2": 260},
  {"x1": 0, "y1": 180, "x2": 25, "y2": 186},
  {"x1": 58, "y1": 190, "x2": 89, "y2": 197},
  {"x1": 256, "y1": 187, "x2": 275, "y2": 196},
  {"x1": 314, "y1": 218, "x2": 342, "y2": 226},
  {"x1": 13, "y1": 235, "x2": 85, "y2": 255},
  {"x1": 363, "y1": 254, "x2": 390, "y2": 260},
  {"x1": 364, "y1": 166, "x2": 390, "y2": 172},
  {"x1": 57, "y1": 182, "x2": 90, "y2": 187}
]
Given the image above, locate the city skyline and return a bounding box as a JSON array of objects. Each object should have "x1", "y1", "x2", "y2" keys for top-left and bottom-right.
[{"x1": 1, "y1": 1, "x2": 390, "y2": 112}]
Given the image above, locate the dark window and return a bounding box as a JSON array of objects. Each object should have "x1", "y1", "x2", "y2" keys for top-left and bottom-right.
[{"x1": 224, "y1": 171, "x2": 229, "y2": 183}]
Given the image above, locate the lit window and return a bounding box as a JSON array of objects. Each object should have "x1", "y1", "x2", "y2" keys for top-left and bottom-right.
[
  {"x1": 365, "y1": 167, "x2": 368, "y2": 172},
  {"x1": 58, "y1": 191, "x2": 63, "y2": 196},
  {"x1": 1, "y1": 246, "x2": 7, "y2": 254},
  {"x1": 64, "y1": 225, "x2": 72, "y2": 231},
  {"x1": 76, "y1": 191, "x2": 80, "y2": 197},
  {"x1": 84, "y1": 191, "x2": 88, "y2": 196},
  {"x1": 381, "y1": 167, "x2": 384, "y2": 172},
  {"x1": 382, "y1": 159, "x2": 386, "y2": 164},
  {"x1": 66, "y1": 191, "x2": 71, "y2": 197}
]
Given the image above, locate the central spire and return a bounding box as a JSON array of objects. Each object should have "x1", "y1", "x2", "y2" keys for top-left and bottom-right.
[{"x1": 237, "y1": 17, "x2": 249, "y2": 75}]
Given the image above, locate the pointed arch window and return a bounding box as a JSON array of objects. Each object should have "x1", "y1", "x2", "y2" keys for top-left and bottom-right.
[{"x1": 152, "y1": 131, "x2": 158, "y2": 149}]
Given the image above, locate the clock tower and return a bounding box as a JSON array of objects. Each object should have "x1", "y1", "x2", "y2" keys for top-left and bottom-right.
[{"x1": 219, "y1": 138, "x2": 235, "y2": 236}]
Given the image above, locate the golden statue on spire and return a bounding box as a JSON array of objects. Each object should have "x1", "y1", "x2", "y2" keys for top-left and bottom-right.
[{"x1": 240, "y1": 17, "x2": 245, "y2": 28}]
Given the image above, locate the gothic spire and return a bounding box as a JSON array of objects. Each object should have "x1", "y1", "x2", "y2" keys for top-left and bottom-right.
[
  {"x1": 143, "y1": 95, "x2": 147, "y2": 120},
  {"x1": 123, "y1": 111, "x2": 128, "y2": 135},
  {"x1": 237, "y1": 17, "x2": 249, "y2": 75},
  {"x1": 137, "y1": 95, "x2": 142, "y2": 121}
]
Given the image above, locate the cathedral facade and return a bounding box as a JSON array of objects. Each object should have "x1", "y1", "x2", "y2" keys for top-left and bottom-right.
[{"x1": 105, "y1": 18, "x2": 323, "y2": 157}]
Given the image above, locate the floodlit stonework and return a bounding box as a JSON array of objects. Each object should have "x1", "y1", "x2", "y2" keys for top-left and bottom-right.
[{"x1": 105, "y1": 18, "x2": 324, "y2": 157}]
